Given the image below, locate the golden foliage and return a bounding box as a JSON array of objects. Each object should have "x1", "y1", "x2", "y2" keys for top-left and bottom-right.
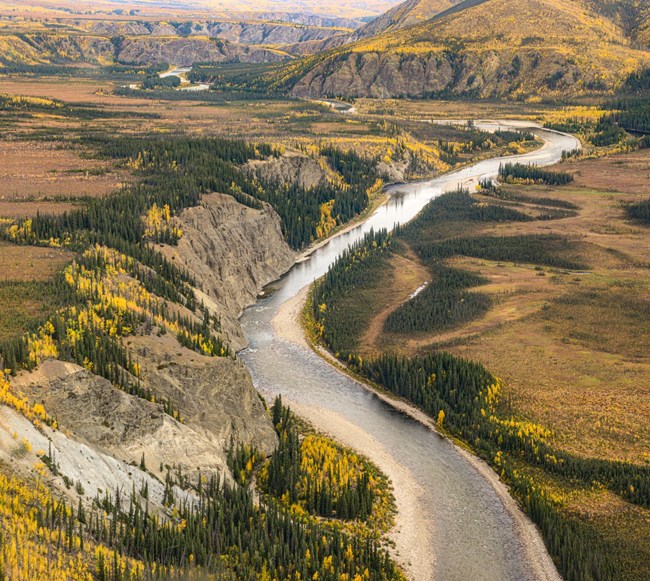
[{"x1": 0, "y1": 472, "x2": 144, "y2": 580}]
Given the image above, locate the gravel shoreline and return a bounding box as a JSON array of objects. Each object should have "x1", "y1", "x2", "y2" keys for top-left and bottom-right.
[{"x1": 272, "y1": 287, "x2": 561, "y2": 581}]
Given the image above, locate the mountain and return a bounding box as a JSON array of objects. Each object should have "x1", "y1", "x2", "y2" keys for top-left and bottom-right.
[
  {"x1": 0, "y1": 33, "x2": 290, "y2": 68},
  {"x1": 348, "y1": 0, "x2": 464, "y2": 41},
  {"x1": 284, "y1": 0, "x2": 650, "y2": 99},
  {"x1": 584, "y1": 0, "x2": 650, "y2": 45},
  {"x1": 281, "y1": 0, "x2": 464, "y2": 55}
]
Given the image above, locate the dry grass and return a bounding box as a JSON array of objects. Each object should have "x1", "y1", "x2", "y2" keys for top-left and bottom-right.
[
  {"x1": 360, "y1": 250, "x2": 430, "y2": 355},
  {"x1": 0, "y1": 242, "x2": 71, "y2": 342},
  {"x1": 358, "y1": 153, "x2": 650, "y2": 465},
  {"x1": 0, "y1": 141, "x2": 127, "y2": 201},
  {"x1": 0, "y1": 242, "x2": 71, "y2": 281},
  {"x1": 357, "y1": 98, "x2": 552, "y2": 121},
  {"x1": 556, "y1": 150, "x2": 650, "y2": 195}
]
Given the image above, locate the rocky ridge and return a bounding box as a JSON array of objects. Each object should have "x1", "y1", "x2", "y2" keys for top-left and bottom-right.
[
  {"x1": 1, "y1": 190, "x2": 298, "y2": 508},
  {"x1": 286, "y1": 0, "x2": 650, "y2": 99}
]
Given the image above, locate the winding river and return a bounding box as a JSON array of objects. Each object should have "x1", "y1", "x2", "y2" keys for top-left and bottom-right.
[{"x1": 240, "y1": 123, "x2": 580, "y2": 581}]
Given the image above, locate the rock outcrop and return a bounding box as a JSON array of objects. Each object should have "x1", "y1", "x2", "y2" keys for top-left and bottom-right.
[
  {"x1": 161, "y1": 193, "x2": 295, "y2": 352},
  {"x1": 6, "y1": 193, "x2": 294, "y2": 493},
  {"x1": 13, "y1": 356, "x2": 276, "y2": 479},
  {"x1": 247, "y1": 154, "x2": 329, "y2": 191},
  {"x1": 286, "y1": 0, "x2": 650, "y2": 99},
  {"x1": 117, "y1": 38, "x2": 288, "y2": 67}
]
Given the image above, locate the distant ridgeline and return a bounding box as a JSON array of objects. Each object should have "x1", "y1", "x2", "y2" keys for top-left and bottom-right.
[{"x1": 309, "y1": 190, "x2": 650, "y2": 581}]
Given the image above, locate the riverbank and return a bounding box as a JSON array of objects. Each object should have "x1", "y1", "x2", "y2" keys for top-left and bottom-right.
[
  {"x1": 241, "y1": 124, "x2": 580, "y2": 580},
  {"x1": 272, "y1": 287, "x2": 561, "y2": 581}
]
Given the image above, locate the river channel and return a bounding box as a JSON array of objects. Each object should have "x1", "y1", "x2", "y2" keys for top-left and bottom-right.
[{"x1": 240, "y1": 123, "x2": 579, "y2": 580}]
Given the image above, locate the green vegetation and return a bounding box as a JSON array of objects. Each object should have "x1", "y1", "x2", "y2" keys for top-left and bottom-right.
[
  {"x1": 0, "y1": 133, "x2": 375, "y2": 423},
  {"x1": 309, "y1": 189, "x2": 650, "y2": 581},
  {"x1": 141, "y1": 75, "x2": 180, "y2": 90},
  {"x1": 409, "y1": 187, "x2": 535, "y2": 224},
  {"x1": 0, "y1": 94, "x2": 160, "y2": 122},
  {"x1": 605, "y1": 97, "x2": 650, "y2": 135},
  {"x1": 260, "y1": 398, "x2": 382, "y2": 525},
  {"x1": 399, "y1": 191, "x2": 584, "y2": 270},
  {"x1": 498, "y1": 162, "x2": 573, "y2": 185},
  {"x1": 312, "y1": 230, "x2": 393, "y2": 355},
  {"x1": 1, "y1": 458, "x2": 400, "y2": 580},
  {"x1": 3, "y1": 135, "x2": 381, "y2": 252},
  {"x1": 626, "y1": 199, "x2": 650, "y2": 224},
  {"x1": 311, "y1": 191, "x2": 585, "y2": 352},
  {"x1": 188, "y1": 61, "x2": 288, "y2": 99},
  {"x1": 0, "y1": 281, "x2": 63, "y2": 343},
  {"x1": 413, "y1": 234, "x2": 585, "y2": 269},
  {"x1": 385, "y1": 264, "x2": 491, "y2": 334}
]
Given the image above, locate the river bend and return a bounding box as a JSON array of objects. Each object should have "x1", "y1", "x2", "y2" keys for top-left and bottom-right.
[{"x1": 240, "y1": 124, "x2": 579, "y2": 580}]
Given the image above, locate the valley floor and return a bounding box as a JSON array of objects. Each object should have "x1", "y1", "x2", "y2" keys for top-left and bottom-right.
[{"x1": 300, "y1": 147, "x2": 650, "y2": 580}]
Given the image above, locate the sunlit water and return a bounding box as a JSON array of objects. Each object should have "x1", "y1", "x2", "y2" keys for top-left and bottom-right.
[{"x1": 240, "y1": 125, "x2": 579, "y2": 580}]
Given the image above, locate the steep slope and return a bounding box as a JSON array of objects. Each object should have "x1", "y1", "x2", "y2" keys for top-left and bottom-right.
[
  {"x1": 116, "y1": 36, "x2": 289, "y2": 66},
  {"x1": 286, "y1": 0, "x2": 650, "y2": 99},
  {"x1": 88, "y1": 18, "x2": 350, "y2": 46},
  {"x1": 584, "y1": 0, "x2": 650, "y2": 45},
  {"x1": 281, "y1": 0, "x2": 464, "y2": 55},
  {"x1": 161, "y1": 193, "x2": 296, "y2": 351},
  {"x1": 348, "y1": 0, "x2": 463, "y2": 41}
]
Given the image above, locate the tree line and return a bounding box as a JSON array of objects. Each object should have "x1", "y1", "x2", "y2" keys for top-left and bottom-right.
[
  {"x1": 309, "y1": 190, "x2": 650, "y2": 580},
  {"x1": 498, "y1": 162, "x2": 573, "y2": 185}
]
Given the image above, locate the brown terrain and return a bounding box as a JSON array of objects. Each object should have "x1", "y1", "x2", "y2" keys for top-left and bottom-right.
[{"x1": 360, "y1": 150, "x2": 650, "y2": 464}]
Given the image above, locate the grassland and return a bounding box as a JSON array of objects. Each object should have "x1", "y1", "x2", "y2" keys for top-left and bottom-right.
[
  {"x1": 0, "y1": 72, "x2": 545, "y2": 225},
  {"x1": 0, "y1": 242, "x2": 71, "y2": 343},
  {"x1": 352, "y1": 158, "x2": 650, "y2": 464},
  {"x1": 306, "y1": 146, "x2": 650, "y2": 579}
]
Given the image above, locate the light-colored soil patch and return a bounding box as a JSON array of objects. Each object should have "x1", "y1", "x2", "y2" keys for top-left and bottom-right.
[{"x1": 0, "y1": 141, "x2": 127, "y2": 199}]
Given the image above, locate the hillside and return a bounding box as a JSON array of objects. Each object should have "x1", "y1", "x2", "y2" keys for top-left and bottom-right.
[
  {"x1": 0, "y1": 13, "x2": 354, "y2": 67},
  {"x1": 0, "y1": 31, "x2": 291, "y2": 68},
  {"x1": 281, "y1": 0, "x2": 464, "y2": 55},
  {"x1": 285, "y1": 0, "x2": 650, "y2": 99},
  {"x1": 0, "y1": 88, "x2": 414, "y2": 577},
  {"x1": 348, "y1": 0, "x2": 464, "y2": 41},
  {"x1": 585, "y1": 0, "x2": 650, "y2": 46}
]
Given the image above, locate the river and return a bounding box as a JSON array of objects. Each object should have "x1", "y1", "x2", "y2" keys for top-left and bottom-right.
[{"x1": 240, "y1": 123, "x2": 579, "y2": 580}]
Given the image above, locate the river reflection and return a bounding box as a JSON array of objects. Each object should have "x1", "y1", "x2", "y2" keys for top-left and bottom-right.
[{"x1": 240, "y1": 125, "x2": 578, "y2": 580}]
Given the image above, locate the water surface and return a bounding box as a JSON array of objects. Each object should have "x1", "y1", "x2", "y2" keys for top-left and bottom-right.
[{"x1": 240, "y1": 125, "x2": 579, "y2": 580}]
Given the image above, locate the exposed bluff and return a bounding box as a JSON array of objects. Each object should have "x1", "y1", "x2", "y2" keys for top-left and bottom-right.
[
  {"x1": 291, "y1": 49, "x2": 611, "y2": 99},
  {"x1": 162, "y1": 193, "x2": 296, "y2": 352},
  {"x1": 13, "y1": 357, "x2": 276, "y2": 478},
  {"x1": 287, "y1": 0, "x2": 650, "y2": 99},
  {"x1": 3, "y1": 193, "x2": 294, "y2": 496},
  {"x1": 90, "y1": 20, "x2": 345, "y2": 47},
  {"x1": 117, "y1": 38, "x2": 288, "y2": 67},
  {"x1": 0, "y1": 33, "x2": 288, "y2": 68}
]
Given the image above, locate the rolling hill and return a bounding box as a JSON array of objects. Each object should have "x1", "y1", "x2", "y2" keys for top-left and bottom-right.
[{"x1": 283, "y1": 0, "x2": 650, "y2": 99}]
